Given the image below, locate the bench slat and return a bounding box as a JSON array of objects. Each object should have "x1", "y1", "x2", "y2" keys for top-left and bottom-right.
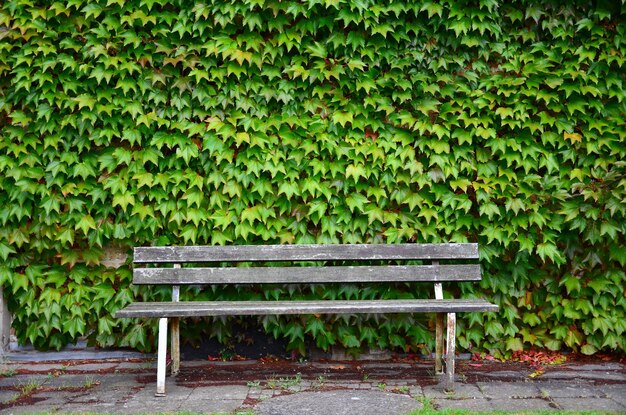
[
  {"x1": 134, "y1": 243, "x2": 478, "y2": 263},
  {"x1": 115, "y1": 299, "x2": 499, "y2": 318},
  {"x1": 133, "y1": 264, "x2": 481, "y2": 285}
]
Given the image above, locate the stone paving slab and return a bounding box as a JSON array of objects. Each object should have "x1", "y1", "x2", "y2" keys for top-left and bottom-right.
[
  {"x1": 177, "y1": 398, "x2": 248, "y2": 413},
  {"x1": 331, "y1": 382, "x2": 362, "y2": 390},
  {"x1": 554, "y1": 397, "x2": 626, "y2": 412},
  {"x1": 349, "y1": 369, "x2": 402, "y2": 378},
  {"x1": 478, "y1": 381, "x2": 542, "y2": 398},
  {"x1": 129, "y1": 384, "x2": 194, "y2": 401},
  {"x1": 489, "y1": 398, "x2": 554, "y2": 411},
  {"x1": 570, "y1": 363, "x2": 625, "y2": 371},
  {"x1": 0, "y1": 362, "x2": 18, "y2": 372},
  {"x1": 62, "y1": 362, "x2": 118, "y2": 372},
  {"x1": 433, "y1": 397, "x2": 493, "y2": 411},
  {"x1": 116, "y1": 400, "x2": 186, "y2": 414},
  {"x1": 601, "y1": 384, "x2": 626, "y2": 404},
  {"x1": 82, "y1": 383, "x2": 139, "y2": 404},
  {"x1": 407, "y1": 386, "x2": 422, "y2": 396},
  {"x1": 11, "y1": 363, "x2": 66, "y2": 373},
  {"x1": 0, "y1": 374, "x2": 51, "y2": 388},
  {"x1": 423, "y1": 383, "x2": 483, "y2": 399},
  {"x1": 62, "y1": 402, "x2": 120, "y2": 413},
  {"x1": 116, "y1": 361, "x2": 155, "y2": 370},
  {"x1": 31, "y1": 390, "x2": 70, "y2": 407},
  {"x1": 0, "y1": 390, "x2": 18, "y2": 404},
  {"x1": 540, "y1": 370, "x2": 626, "y2": 381},
  {"x1": 481, "y1": 370, "x2": 528, "y2": 379},
  {"x1": 187, "y1": 384, "x2": 250, "y2": 401},
  {"x1": 1, "y1": 404, "x2": 47, "y2": 414},
  {"x1": 95, "y1": 372, "x2": 140, "y2": 386},
  {"x1": 45, "y1": 374, "x2": 103, "y2": 388},
  {"x1": 537, "y1": 381, "x2": 603, "y2": 398},
  {"x1": 256, "y1": 390, "x2": 422, "y2": 415},
  {"x1": 67, "y1": 392, "x2": 110, "y2": 405},
  {"x1": 247, "y1": 388, "x2": 275, "y2": 400}
]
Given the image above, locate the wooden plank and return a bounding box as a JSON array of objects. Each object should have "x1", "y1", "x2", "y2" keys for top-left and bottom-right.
[
  {"x1": 170, "y1": 317, "x2": 180, "y2": 376},
  {"x1": 435, "y1": 313, "x2": 445, "y2": 374},
  {"x1": 171, "y1": 264, "x2": 180, "y2": 377},
  {"x1": 133, "y1": 264, "x2": 481, "y2": 285},
  {"x1": 433, "y1": 259, "x2": 445, "y2": 374},
  {"x1": 445, "y1": 312, "x2": 457, "y2": 391},
  {"x1": 114, "y1": 299, "x2": 499, "y2": 318},
  {"x1": 134, "y1": 243, "x2": 479, "y2": 263}
]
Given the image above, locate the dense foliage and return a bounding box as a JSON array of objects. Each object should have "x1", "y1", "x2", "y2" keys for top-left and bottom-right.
[{"x1": 0, "y1": 0, "x2": 625, "y2": 356}]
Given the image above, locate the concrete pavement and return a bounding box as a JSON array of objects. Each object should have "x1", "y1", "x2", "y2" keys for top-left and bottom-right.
[{"x1": 1, "y1": 352, "x2": 625, "y2": 414}]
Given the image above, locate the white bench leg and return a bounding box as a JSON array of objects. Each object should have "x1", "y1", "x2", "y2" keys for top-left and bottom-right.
[
  {"x1": 156, "y1": 317, "x2": 168, "y2": 397},
  {"x1": 445, "y1": 312, "x2": 456, "y2": 391}
]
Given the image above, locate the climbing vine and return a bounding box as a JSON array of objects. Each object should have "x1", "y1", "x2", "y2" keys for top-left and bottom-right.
[{"x1": 0, "y1": 0, "x2": 625, "y2": 356}]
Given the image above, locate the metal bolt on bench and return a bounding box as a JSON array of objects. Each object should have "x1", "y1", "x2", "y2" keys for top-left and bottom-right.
[{"x1": 115, "y1": 243, "x2": 498, "y2": 396}]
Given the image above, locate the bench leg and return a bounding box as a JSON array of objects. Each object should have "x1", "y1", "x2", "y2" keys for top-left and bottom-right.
[
  {"x1": 156, "y1": 317, "x2": 168, "y2": 397},
  {"x1": 171, "y1": 317, "x2": 180, "y2": 376},
  {"x1": 435, "y1": 313, "x2": 445, "y2": 374},
  {"x1": 445, "y1": 312, "x2": 456, "y2": 392}
]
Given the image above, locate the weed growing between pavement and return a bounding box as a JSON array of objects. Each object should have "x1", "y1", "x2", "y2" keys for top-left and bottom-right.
[
  {"x1": 0, "y1": 368, "x2": 17, "y2": 377},
  {"x1": 261, "y1": 372, "x2": 303, "y2": 390},
  {"x1": 315, "y1": 374, "x2": 328, "y2": 388},
  {"x1": 16, "y1": 377, "x2": 46, "y2": 397},
  {"x1": 0, "y1": 377, "x2": 47, "y2": 409},
  {"x1": 246, "y1": 380, "x2": 261, "y2": 388},
  {"x1": 0, "y1": 363, "x2": 17, "y2": 377},
  {"x1": 278, "y1": 372, "x2": 302, "y2": 389}
]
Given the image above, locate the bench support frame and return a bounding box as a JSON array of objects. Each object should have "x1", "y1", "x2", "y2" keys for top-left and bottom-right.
[
  {"x1": 433, "y1": 265, "x2": 456, "y2": 391},
  {"x1": 156, "y1": 317, "x2": 168, "y2": 397},
  {"x1": 119, "y1": 243, "x2": 495, "y2": 397}
]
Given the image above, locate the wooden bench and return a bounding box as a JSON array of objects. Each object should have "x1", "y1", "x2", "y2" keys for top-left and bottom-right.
[{"x1": 115, "y1": 243, "x2": 498, "y2": 395}]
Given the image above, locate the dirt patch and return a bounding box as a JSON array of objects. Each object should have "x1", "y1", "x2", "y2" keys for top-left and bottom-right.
[
  {"x1": 166, "y1": 359, "x2": 439, "y2": 388},
  {"x1": 242, "y1": 396, "x2": 262, "y2": 406},
  {"x1": 0, "y1": 395, "x2": 46, "y2": 411},
  {"x1": 132, "y1": 354, "x2": 626, "y2": 390}
]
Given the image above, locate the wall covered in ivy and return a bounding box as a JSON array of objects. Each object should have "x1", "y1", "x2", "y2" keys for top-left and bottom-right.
[{"x1": 0, "y1": 0, "x2": 625, "y2": 355}]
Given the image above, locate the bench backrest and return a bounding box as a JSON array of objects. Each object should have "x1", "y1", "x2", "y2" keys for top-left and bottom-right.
[{"x1": 132, "y1": 243, "x2": 480, "y2": 285}]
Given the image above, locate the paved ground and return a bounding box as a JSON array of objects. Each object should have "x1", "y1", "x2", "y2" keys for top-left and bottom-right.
[{"x1": 1, "y1": 353, "x2": 625, "y2": 414}]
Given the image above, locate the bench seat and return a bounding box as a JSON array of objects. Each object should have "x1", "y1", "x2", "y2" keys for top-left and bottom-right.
[{"x1": 116, "y1": 299, "x2": 498, "y2": 318}]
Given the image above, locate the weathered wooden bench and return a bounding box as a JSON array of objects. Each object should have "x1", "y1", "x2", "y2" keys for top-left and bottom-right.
[{"x1": 115, "y1": 243, "x2": 498, "y2": 396}]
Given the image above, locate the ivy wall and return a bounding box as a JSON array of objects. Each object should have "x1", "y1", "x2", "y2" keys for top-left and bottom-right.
[{"x1": 0, "y1": 0, "x2": 625, "y2": 355}]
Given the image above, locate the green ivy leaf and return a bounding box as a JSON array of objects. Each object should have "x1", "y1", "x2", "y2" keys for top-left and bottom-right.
[{"x1": 75, "y1": 215, "x2": 97, "y2": 236}]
